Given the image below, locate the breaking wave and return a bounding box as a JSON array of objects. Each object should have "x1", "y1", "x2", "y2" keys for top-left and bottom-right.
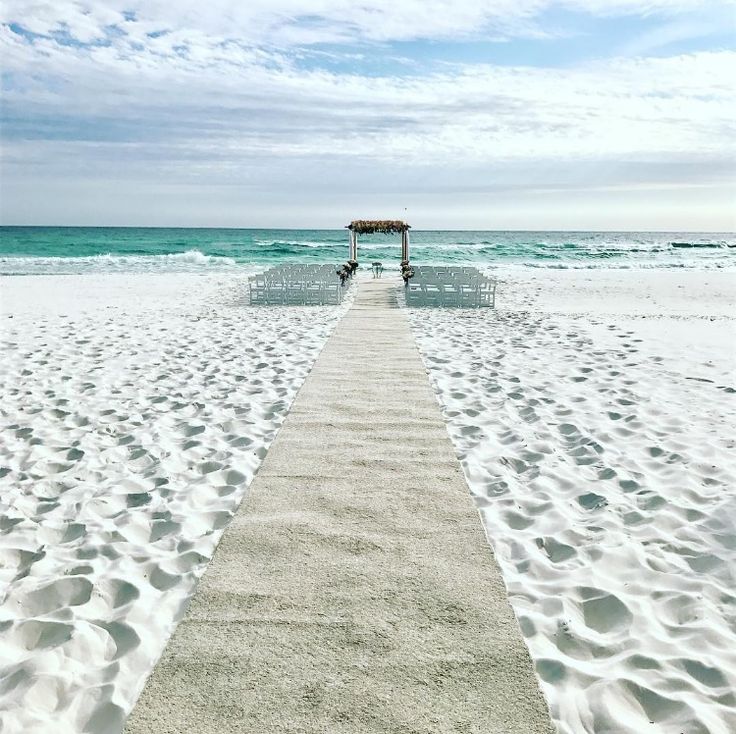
[
  {"x1": 0, "y1": 250, "x2": 240, "y2": 276},
  {"x1": 1, "y1": 229, "x2": 733, "y2": 275},
  {"x1": 670, "y1": 241, "x2": 729, "y2": 249}
]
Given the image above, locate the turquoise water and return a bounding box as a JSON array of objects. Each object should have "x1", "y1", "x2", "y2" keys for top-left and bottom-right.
[{"x1": 0, "y1": 227, "x2": 733, "y2": 275}]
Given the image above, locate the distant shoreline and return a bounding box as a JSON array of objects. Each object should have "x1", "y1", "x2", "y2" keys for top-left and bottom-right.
[{"x1": 2, "y1": 225, "x2": 734, "y2": 234}]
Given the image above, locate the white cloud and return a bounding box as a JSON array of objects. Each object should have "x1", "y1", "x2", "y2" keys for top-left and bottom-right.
[
  {"x1": 2, "y1": 0, "x2": 732, "y2": 47},
  {"x1": 1, "y1": 0, "x2": 734, "y2": 227},
  {"x1": 2, "y1": 13, "x2": 733, "y2": 165}
]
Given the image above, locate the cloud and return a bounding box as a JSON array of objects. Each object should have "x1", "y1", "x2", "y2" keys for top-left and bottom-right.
[
  {"x1": 1, "y1": 0, "x2": 732, "y2": 47},
  {"x1": 3, "y1": 15, "x2": 733, "y2": 163},
  {"x1": 1, "y1": 0, "x2": 734, "y2": 227}
]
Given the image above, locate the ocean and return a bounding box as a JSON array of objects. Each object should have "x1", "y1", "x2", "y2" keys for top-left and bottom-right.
[{"x1": 0, "y1": 227, "x2": 733, "y2": 276}]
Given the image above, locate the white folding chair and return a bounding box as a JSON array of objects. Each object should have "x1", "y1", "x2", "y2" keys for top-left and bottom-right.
[
  {"x1": 267, "y1": 281, "x2": 287, "y2": 305},
  {"x1": 406, "y1": 282, "x2": 422, "y2": 306},
  {"x1": 305, "y1": 281, "x2": 323, "y2": 305},
  {"x1": 422, "y1": 283, "x2": 442, "y2": 307},
  {"x1": 323, "y1": 282, "x2": 341, "y2": 305}
]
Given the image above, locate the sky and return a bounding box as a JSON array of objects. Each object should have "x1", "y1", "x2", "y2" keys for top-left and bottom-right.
[{"x1": 1, "y1": 1, "x2": 735, "y2": 230}]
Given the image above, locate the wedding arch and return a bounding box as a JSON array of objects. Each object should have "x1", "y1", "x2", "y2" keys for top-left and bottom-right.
[{"x1": 346, "y1": 220, "x2": 411, "y2": 262}]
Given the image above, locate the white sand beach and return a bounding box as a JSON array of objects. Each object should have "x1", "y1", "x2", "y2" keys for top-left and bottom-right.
[
  {"x1": 3, "y1": 0, "x2": 734, "y2": 729},
  {"x1": 0, "y1": 267, "x2": 734, "y2": 734},
  {"x1": 408, "y1": 268, "x2": 736, "y2": 734},
  {"x1": 0, "y1": 274, "x2": 350, "y2": 733}
]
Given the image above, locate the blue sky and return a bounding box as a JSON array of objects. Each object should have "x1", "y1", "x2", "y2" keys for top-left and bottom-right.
[{"x1": 1, "y1": 1, "x2": 734, "y2": 229}]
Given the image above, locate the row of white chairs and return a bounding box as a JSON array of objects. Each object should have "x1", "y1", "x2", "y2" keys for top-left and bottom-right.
[
  {"x1": 413, "y1": 267, "x2": 489, "y2": 281},
  {"x1": 249, "y1": 264, "x2": 347, "y2": 306},
  {"x1": 407, "y1": 266, "x2": 496, "y2": 308},
  {"x1": 266, "y1": 264, "x2": 338, "y2": 276},
  {"x1": 406, "y1": 281, "x2": 496, "y2": 308},
  {"x1": 413, "y1": 266, "x2": 480, "y2": 275},
  {"x1": 250, "y1": 281, "x2": 344, "y2": 305}
]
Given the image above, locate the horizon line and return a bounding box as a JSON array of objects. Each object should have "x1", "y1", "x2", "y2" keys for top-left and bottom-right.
[{"x1": 1, "y1": 225, "x2": 733, "y2": 235}]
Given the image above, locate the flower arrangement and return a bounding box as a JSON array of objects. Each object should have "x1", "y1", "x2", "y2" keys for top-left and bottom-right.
[
  {"x1": 400, "y1": 260, "x2": 415, "y2": 284},
  {"x1": 347, "y1": 220, "x2": 410, "y2": 235}
]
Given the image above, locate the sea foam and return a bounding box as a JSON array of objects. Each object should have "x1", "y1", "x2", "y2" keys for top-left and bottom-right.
[{"x1": 0, "y1": 250, "x2": 240, "y2": 276}]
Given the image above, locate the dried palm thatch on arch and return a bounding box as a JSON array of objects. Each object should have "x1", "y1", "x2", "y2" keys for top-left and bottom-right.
[{"x1": 347, "y1": 220, "x2": 411, "y2": 235}]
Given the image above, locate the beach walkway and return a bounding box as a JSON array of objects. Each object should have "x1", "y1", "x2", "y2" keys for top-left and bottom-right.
[{"x1": 124, "y1": 278, "x2": 553, "y2": 734}]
